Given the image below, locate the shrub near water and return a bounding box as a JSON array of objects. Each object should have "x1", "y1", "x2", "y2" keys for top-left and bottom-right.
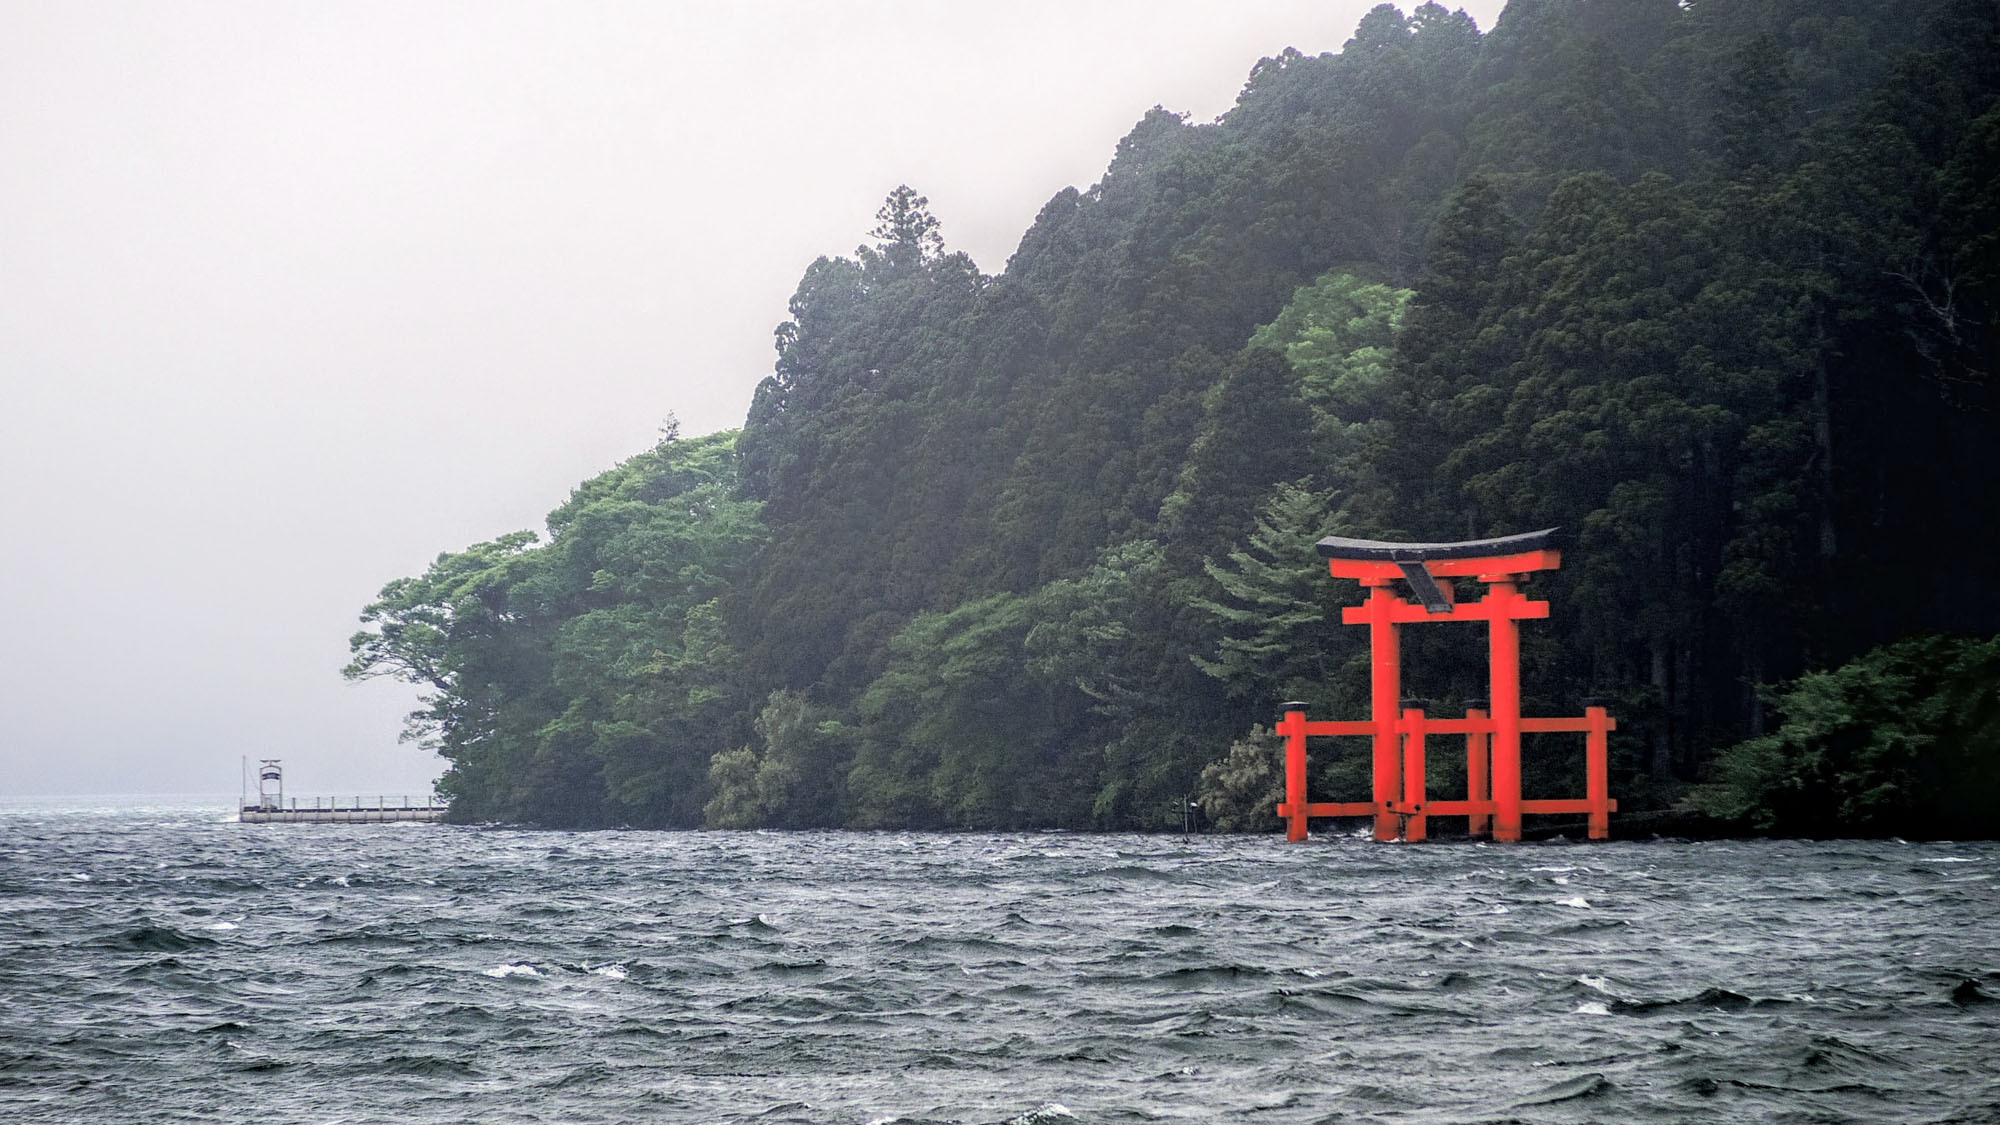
[
  {"x1": 1194, "y1": 723, "x2": 1378, "y2": 833},
  {"x1": 1195, "y1": 728, "x2": 1284, "y2": 833},
  {"x1": 1698, "y1": 635, "x2": 2000, "y2": 837}
]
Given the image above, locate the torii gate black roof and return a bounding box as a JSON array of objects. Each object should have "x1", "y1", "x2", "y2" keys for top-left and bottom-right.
[{"x1": 1314, "y1": 528, "x2": 1560, "y2": 562}]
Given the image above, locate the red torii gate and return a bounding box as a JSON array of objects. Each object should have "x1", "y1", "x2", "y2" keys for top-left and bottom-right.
[{"x1": 1274, "y1": 528, "x2": 1616, "y2": 843}]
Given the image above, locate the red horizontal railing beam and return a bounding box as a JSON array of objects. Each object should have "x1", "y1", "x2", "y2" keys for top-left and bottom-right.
[
  {"x1": 1276, "y1": 801, "x2": 1379, "y2": 819},
  {"x1": 1290, "y1": 715, "x2": 1618, "y2": 737},
  {"x1": 1521, "y1": 716, "x2": 1618, "y2": 733},
  {"x1": 1299, "y1": 720, "x2": 1379, "y2": 737},
  {"x1": 1521, "y1": 798, "x2": 1617, "y2": 815},
  {"x1": 1341, "y1": 599, "x2": 1550, "y2": 626},
  {"x1": 1385, "y1": 798, "x2": 1618, "y2": 816}
]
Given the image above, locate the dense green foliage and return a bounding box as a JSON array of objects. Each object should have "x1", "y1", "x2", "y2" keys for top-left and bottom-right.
[
  {"x1": 353, "y1": 0, "x2": 2000, "y2": 832},
  {"x1": 1697, "y1": 634, "x2": 2000, "y2": 837},
  {"x1": 344, "y1": 428, "x2": 764, "y2": 827}
]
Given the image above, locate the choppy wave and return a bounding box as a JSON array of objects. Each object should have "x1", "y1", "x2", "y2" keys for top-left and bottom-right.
[{"x1": 2, "y1": 800, "x2": 1998, "y2": 1123}]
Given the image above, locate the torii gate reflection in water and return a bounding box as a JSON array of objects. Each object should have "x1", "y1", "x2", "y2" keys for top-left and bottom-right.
[{"x1": 1275, "y1": 529, "x2": 1616, "y2": 843}]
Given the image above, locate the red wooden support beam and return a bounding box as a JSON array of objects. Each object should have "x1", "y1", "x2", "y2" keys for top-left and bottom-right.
[
  {"x1": 1365, "y1": 581, "x2": 1403, "y2": 842},
  {"x1": 1586, "y1": 702, "x2": 1611, "y2": 840},
  {"x1": 1279, "y1": 705, "x2": 1308, "y2": 842},
  {"x1": 1401, "y1": 701, "x2": 1428, "y2": 842},
  {"x1": 1487, "y1": 579, "x2": 1524, "y2": 843},
  {"x1": 1464, "y1": 702, "x2": 1490, "y2": 839}
]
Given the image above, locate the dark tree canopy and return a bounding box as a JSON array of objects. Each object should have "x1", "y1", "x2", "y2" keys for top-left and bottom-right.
[{"x1": 357, "y1": 0, "x2": 2000, "y2": 834}]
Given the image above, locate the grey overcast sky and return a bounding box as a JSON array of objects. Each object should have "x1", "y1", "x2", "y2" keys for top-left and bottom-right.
[{"x1": 1, "y1": 0, "x2": 1505, "y2": 799}]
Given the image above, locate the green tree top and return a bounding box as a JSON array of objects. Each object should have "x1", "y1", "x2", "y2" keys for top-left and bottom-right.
[{"x1": 866, "y1": 184, "x2": 947, "y2": 273}]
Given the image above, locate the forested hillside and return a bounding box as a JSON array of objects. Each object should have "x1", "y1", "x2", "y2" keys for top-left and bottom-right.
[{"x1": 348, "y1": 0, "x2": 2000, "y2": 835}]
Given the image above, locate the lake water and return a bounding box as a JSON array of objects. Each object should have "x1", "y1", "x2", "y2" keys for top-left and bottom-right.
[{"x1": 2, "y1": 798, "x2": 1997, "y2": 1124}]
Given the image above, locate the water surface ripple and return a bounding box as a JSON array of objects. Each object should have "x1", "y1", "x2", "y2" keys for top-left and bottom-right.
[{"x1": 3, "y1": 800, "x2": 1997, "y2": 1123}]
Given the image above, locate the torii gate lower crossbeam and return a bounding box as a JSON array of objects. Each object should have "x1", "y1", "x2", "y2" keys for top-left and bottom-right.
[{"x1": 1274, "y1": 529, "x2": 1617, "y2": 843}]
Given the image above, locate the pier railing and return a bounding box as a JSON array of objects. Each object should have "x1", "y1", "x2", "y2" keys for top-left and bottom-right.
[
  {"x1": 241, "y1": 795, "x2": 445, "y2": 812},
  {"x1": 237, "y1": 795, "x2": 448, "y2": 823}
]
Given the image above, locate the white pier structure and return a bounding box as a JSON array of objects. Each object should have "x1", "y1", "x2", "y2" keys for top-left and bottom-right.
[{"x1": 237, "y1": 759, "x2": 446, "y2": 824}]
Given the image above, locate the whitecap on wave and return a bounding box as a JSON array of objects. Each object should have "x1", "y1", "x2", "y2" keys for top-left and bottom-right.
[{"x1": 482, "y1": 963, "x2": 542, "y2": 979}]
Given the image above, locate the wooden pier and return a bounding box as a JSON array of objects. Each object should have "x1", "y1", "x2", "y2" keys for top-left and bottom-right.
[
  {"x1": 237, "y1": 759, "x2": 445, "y2": 823},
  {"x1": 238, "y1": 796, "x2": 446, "y2": 824}
]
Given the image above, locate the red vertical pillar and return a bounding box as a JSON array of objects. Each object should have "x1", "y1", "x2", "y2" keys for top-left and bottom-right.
[
  {"x1": 1282, "y1": 705, "x2": 1309, "y2": 842},
  {"x1": 1464, "y1": 701, "x2": 1490, "y2": 839},
  {"x1": 1400, "y1": 701, "x2": 1427, "y2": 842},
  {"x1": 1585, "y1": 701, "x2": 1610, "y2": 841},
  {"x1": 1486, "y1": 578, "x2": 1523, "y2": 843},
  {"x1": 1365, "y1": 581, "x2": 1403, "y2": 842}
]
